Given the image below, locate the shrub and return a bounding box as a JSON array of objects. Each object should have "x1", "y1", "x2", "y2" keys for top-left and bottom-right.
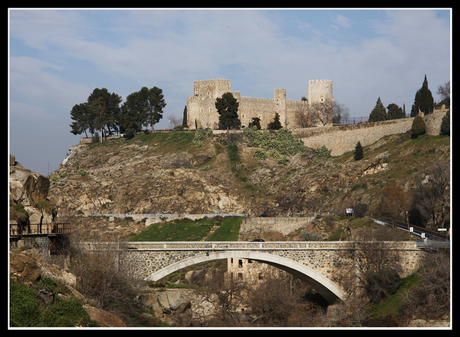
[
  {"x1": 77, "y1": 168, "x2": 87, "y2": 176},
  {"x1": 92, "y1": 132, "x2": 100, "y2": 143},
  {"x1": 411, "y1": 115, "x2": 426, "y2": 138},
  {"x1": 354, "y1": 141, "x2": 364, "y2": 160},
  {"x1": 313, "y1": 145, "x2": 331, "y2": 158},
  {"x1": 253, "y1": 148, "x2": 267, "y2": 160},
  {"x1": 277, "y1": 156, "x2": 289, "y2": 165},
  {"x1": 243, "y1": 126, "x2": 305, "y2": 156},
  {"x1": 365, "y1": 267, "x2": 402, "y2": 303},
  {"x1": 440, "y1": 110, "x2": 450, "y2": 135},
  {"x1": 353, "y1": 203, "x2": 369, "y2": 218},
  {"x1": 193, "y1": 127, "x2": 213, "y2": 147}
]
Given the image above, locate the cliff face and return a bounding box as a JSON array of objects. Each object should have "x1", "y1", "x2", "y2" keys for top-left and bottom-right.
[
  {"x1": 10, "y1": 155, "x2": 55, "y2": 225},
  {"x1": 48, "y1": 131, "x2": 450, "y2": 219}
]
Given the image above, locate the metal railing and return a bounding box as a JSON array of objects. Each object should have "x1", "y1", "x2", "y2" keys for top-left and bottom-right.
[{"x1": 10, "y1": 223, "x2": 71, "y2": 238}]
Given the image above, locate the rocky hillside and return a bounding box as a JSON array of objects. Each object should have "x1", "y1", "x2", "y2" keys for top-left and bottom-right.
[
  {"x1": 49, "y1": 130, "x2": 450, "y2": 221},
  {"x1": 10, "y1": 155, "x2": 55, "y2": 226}
]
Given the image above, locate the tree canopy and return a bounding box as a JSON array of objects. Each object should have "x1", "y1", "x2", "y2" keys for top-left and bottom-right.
[
  {"x1": 410, "y1": 75, "x2": 434, "y2": 116},
  {"x1": 69, "y1": 86, "x2": 165, "y2": 139},
  {"x1": 215, "y1": 92, "x2": 240, "y2": 130},
  {"x1": 369, "y1": 97, "x2": 387, "y2": 122}
]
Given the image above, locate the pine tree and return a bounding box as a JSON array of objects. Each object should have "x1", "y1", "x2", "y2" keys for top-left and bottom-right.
[
  {"x1": 410, "y1": 75, "x2": 434, "y2": 116},
  {"x1": 215, "y1": 92, "x2": 240, "y2": 130},
  {"x1": 354, "y1": 141, "x2": 364, "y2": 160},
  {"x1": 267, "y1": 113, "x2": 282, "y2": 130},
  {"x1": 369, "y1": 97, "x2": 387, "y2": 122}
]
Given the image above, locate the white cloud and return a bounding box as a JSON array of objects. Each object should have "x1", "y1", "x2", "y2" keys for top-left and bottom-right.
[
  {"x1": 333, "y1": 14, "x2": 351, "y2": 28},
  {"x1": 10, "y1": 56, "x2": 92, "y2": 111}
]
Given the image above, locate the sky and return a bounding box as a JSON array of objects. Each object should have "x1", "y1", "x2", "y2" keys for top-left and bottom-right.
[{"x1": 9, "y1": 8, "x2": 451, "y2": 176}]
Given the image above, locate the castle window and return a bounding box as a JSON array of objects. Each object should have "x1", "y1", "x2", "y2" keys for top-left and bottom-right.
[
  {"x1": 238, "y1": 259, "x2": 243, "y2": 268},
  {"x1": 258, "y1": 273, "x2": 263, "y2": 280},
  {"x1": 238, "y1": 273, "x2": 243, "y2": 279}
]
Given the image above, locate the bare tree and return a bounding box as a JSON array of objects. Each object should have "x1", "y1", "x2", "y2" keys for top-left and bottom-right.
[
  {"x1": 436, "y1": 81, "x2": 450, "y2": 107},
  {"x1": 400, "y1": 246, "x2": 450, "y2": 320},
  {"x1": 166, "y1": 114, "x2": 183, "y2": 129},
  {"x1": 295, "y1": 101, "x2": 335, "y2": 128},
  {"x1": 378, "y1": 183, "x2": 407, "y2": 229},
  {"x1": 410, "y1": 159, "x2": 450, "y2": 229},
  {"x1": 339, "y1": 227, "x2": 404, "y2": 304},
  {"x1": 332, "y1": 102, "x2": 350, "y2": 124},
  {"x1": 309, "y1": 101, "x2": 334, "y2": 127}
]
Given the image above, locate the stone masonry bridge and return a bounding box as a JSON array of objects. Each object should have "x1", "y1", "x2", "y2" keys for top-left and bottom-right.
[{"x1": 81, "y1": 241, "x2": 425, "y2": 304}]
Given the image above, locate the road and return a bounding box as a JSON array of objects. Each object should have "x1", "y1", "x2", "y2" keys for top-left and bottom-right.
[{"x1": 371, "y1": 217, "x2": 449, "y2": 242}]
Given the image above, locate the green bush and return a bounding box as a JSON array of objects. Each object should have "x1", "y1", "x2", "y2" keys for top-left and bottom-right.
[
  {"x1": 277, "y1": 156, "x2": 289, "y2": 165},
  {"x1": 10, "y1": 279, "x2": 96, "y2": 327},
  {"x1": 243, "y1": 126, "x2": 305, "y2": 157},
  {"x1": 192, "y1": 127, "x2": 213, "y2": 148},
  {"x1": 411, "y1": 115, "x2": 426, "y2": 139},
  {"x1": 77, "y1": 168, "x2": 87, "y2": 176},
  {"x1": 440, "y1": 110, "x2": 450, "y2": 136},
  {"x1": 313, "y1": 145, "x2": 331, "y2": 158},
  {"x1": 253, "y1": 148, "x2": 267, "y2": 160}
]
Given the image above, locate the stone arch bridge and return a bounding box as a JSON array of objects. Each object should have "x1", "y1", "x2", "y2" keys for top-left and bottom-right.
[{"x1": 81, "y1": 241, "x2": 425, "y2": 304}]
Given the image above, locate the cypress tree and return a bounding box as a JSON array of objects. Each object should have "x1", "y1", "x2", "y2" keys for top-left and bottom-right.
[
  {"x1": 440, "y1": 111, "x2": 450, "y2": 136},
  {"x1": 354, "y1": 141, "x2": 364, "y2": 160},
  {"x1": 410, "y1": 75, "x2": 434, "y2": 117},
  {"x1": 267, "y1": 113, "x2": 282, "y2": 130},
  {"x1": 369, "y1": 97, "x2": 387, "y2": 122},
  {"x1": 182, "y1": 105, "x2": 187, "y2": 128}
]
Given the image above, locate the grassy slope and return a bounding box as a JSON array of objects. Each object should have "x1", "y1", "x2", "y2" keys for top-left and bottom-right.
[{"x1": 130, "y1": 216, "x2": 243, "y2": 242}]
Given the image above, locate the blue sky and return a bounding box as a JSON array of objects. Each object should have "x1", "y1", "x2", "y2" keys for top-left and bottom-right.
[{"x1": 9, "y1": 8, "x2": 451, "y2": 175}]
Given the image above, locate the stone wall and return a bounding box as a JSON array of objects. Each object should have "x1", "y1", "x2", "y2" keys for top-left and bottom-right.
[
  {"x1": 295, "y1": 118, "x2": 414, "y2": 156},
  {"x1": 294, "y1": 111, "x2": 448, "y2": 156}
]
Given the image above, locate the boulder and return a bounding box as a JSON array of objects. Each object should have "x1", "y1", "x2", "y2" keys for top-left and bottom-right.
[
  {"x1": 83, "y1": 305, "x2": 126, "y2": 327},
  {"x1": 10, "y1": 251, "x2": 41, "y2": 282}
]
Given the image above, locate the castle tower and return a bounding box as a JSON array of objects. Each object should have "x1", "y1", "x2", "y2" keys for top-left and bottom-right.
[
  {"x1": 187, "y1": 79, "x2": 231, "y2": 129},
  {"x1": 274, "y1": 89, "x2": 286, "y2": 127},
  {"x1": 308, "y1": 80, "x2": 334, "y2": 106}
]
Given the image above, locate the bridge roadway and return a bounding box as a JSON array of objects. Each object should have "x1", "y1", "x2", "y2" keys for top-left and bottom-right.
[{"x1": 81, "y1": 240, "x2": 425, "y2": 304}]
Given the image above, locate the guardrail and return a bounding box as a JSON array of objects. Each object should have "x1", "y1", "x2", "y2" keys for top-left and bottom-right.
[{"x1": 10, "y1": 223, "x2": 71, "y2": 238}]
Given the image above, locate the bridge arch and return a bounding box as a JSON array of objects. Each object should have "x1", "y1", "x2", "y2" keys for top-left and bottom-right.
[{"x1": 145, "y1": 250, "x2": 347, "y2": 303}]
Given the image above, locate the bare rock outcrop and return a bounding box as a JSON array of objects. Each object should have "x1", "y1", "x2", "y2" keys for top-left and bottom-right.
[{"x1": 10, "y1": 155, "x2": 55, "y2": 225}]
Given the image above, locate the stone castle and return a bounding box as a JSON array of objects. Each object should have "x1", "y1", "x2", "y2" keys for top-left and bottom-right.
[{"x1": 186, "y1": 79, "x2": 334, "y2": 130}]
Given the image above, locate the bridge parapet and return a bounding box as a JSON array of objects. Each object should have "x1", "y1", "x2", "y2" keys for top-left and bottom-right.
[{"x1": 80, "y1": 240, "x2": 419, "y2": 251}]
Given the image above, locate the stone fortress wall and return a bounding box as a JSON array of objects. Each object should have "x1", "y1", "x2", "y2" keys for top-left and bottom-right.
[
  {"x1": 186, "y1": 79, "x2": 334, "y2": 130},
  {"x1": 294, "y1": 110, "x2": 448, "y2": 156}
]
